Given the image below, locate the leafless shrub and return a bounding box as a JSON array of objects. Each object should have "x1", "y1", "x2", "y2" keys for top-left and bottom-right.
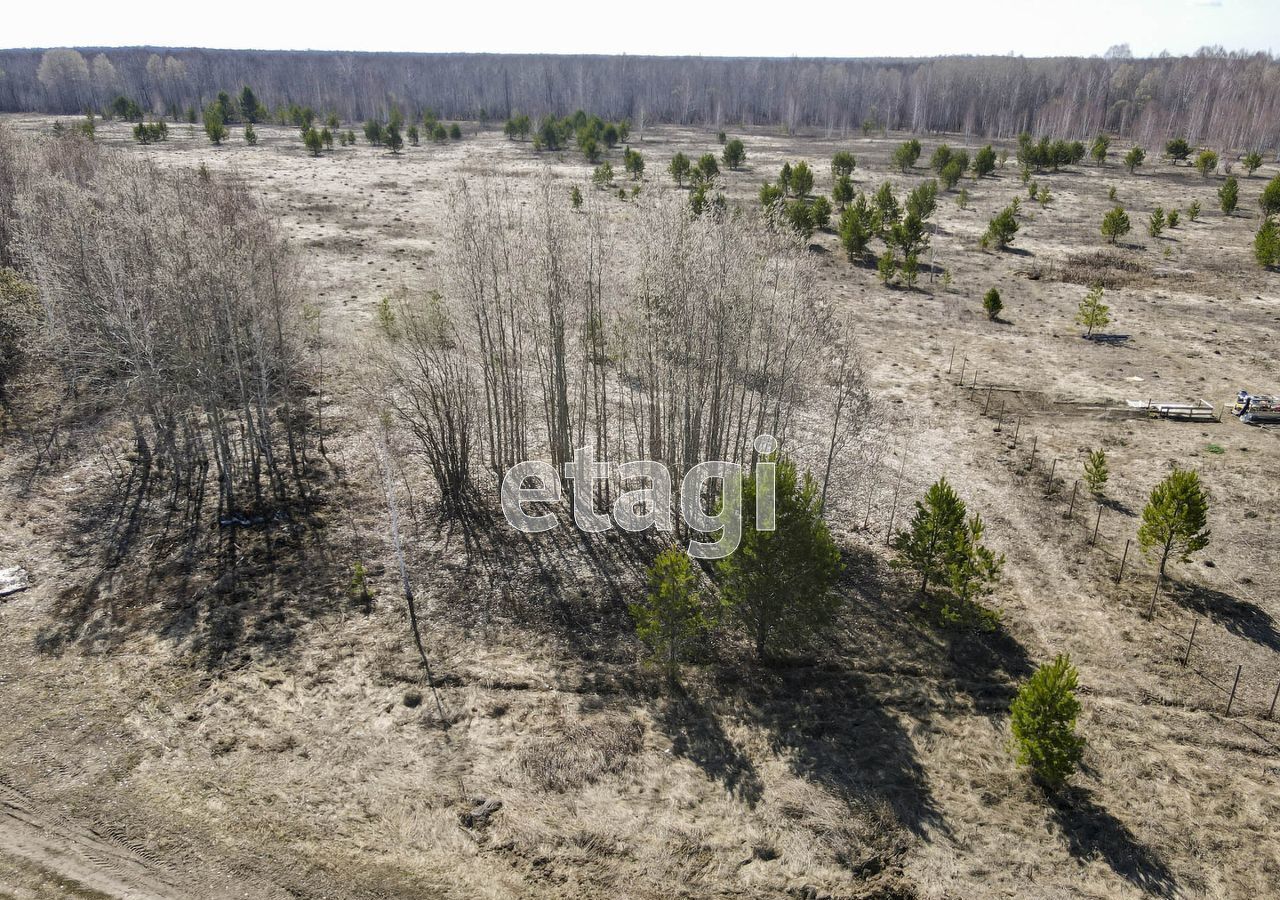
[
  {"x1": 1051, "y1": 250, "x2": 1148, "y2": 289},
  {"x1": 2, "y1": 127, "x2": 312, "y2": 523},
  {"x1": 383, "y1": 292, "x2": 477, "y2": 516},
  {"x1": 392, "y1": 174, "x2": 878, "y2": 524}
]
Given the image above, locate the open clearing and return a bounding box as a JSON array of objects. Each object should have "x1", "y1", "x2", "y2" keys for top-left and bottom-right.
[{"x1": 1, "y1": 115, "x2": 1278, "y2": 899}]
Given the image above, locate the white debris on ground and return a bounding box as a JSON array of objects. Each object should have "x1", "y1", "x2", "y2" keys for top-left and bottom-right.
[{"x1": 0, "y1": 566, "x2": 30, "y2": 597}]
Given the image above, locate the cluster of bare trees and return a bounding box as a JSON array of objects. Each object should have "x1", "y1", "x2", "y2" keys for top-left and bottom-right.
[
  {"x1": 381, "y1": 174, "x2": 883, "y2": 525},
  {"x1": 4, "y1": 47, "x2": 1280, "y2": 148},
  {"x1": 0, "y1": 125, "x2": 312, "y2": 523}
]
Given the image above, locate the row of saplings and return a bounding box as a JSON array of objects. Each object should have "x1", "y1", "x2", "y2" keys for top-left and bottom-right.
[{"x1": 628, "y1": 452, "x2": 1210, "y2": 791}]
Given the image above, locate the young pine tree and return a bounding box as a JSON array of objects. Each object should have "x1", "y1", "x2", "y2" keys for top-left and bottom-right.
[
  {"x1": 303, "y1": 127, "x2": 324, "y2": 156},
  {"x1": 630, "y1": 548, "x2": 705, "y2": 679},
  {"x1": 973, "y1": 145, "x2": 996, "y2": 178},
  {"x1": 1138, "y1": 469, "x2": 1210, "y2": 603},
  {"x1": 839, "y1": 194, "x2": 874, "y2": 262},
  {"x1": 1010, "y1": 654, "x2": 1085, "y2": 790},
  {"x1": 1194, "y1": 150, "x2": 1219, "y2": 179},
  {"x1": 892, "y1": 478, "x2": 1004, "y2": 627},
  {"x1": 1261, "y1": 174, "x2": 1280, "y2": 217},
  {"x1": 722, "y1": 138, "x2": 746, "y2": 170},
  {"x1": 1084, "y1": 449, "x2": 1109, "y2": 496},
  {"x1": 204, "y1": 106, "x2": 227, "y2": 145},
  {"x1": 983, "y1": 287, "x2": 1003, "y2": 321},
  {"x1": 877, "y1": 249, "x2": 898, "y2": 285},
  {"x1": 832, "y1": 174, "x2": 854, "y2": 206},
  {"x1": 1256, "y1": 217, "x2": 1280, "y2": 269},
  {"x1": 717, "y1": 456, "x2": 843, "y2": 661},
  {"x1": 1147, "y1": 206, "x2": 1165, "y2": 238},
  {"x1": 385, "y1": 124, "x2": 404, "y2": 154},
  {"x1": 983, "y1": 205, "x2": 1019, "y2": 250},
  {"x1": 831, "y1": 150, "x2": 856, "y2": 178},
  {"x1": 1123, "y1": 146, "x2": 1145, "y2": 174},
  {"x1": 892, "y1": 477, "x2": 968, "y2": 598},
  {"x1": 789, "y1": 161, "x2": 814, "y2": 197},
  {"x1": 668, "y1": 152, "x2": 691, "y2": 187},
  {"x1": 1164, "y1": 138, "x2": 1191, "y2": 163},
  {"x1": 1101, "y1": 207, "x2": 1130, "y2": 244},
  {"x1": 1219, "y1": 176, "x2": 1239, "y2": 215},
  {"x1": 1090, "y1": 134, "x2": 1110, "y2": 166},
  {"x1": 1076, "y1": 284, "x2": 1110, "y2": 337}
]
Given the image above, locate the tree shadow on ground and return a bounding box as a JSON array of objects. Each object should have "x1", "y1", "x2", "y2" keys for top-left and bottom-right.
[
  {"x1": 35, "y1": 455, "x2": 345, "y2": 670},
  {"x1": 671, "y1": 545, "x2": 1035, "y2": 842},
  {"x1": 430, "y1": 494, "x2": 659, "y2": 665},
  {"x1": 724, "y1": 658, "x2": 946, "y2": 840},
  {"x1": 1100, "y1": 495, "x2": 1135, "y2": 517},
  {"x1": 654, "y1": 687, "x2": 765, "y2": 807},
  {"x1": 839, "y1": 545, "x2": 1035, "y2": 715},
  {"x1": 416, "y1": 507, "x2": 1042, "y2": 850},
  {"x1": 1050, "y1": 785, "x2": 1177, "y2": 898},
  {"x1": 1084, "y1": 333, "x2": 1132, "y2": 346},
  {"x1": 1167, "y1": 578, "x2": 1280, "y2": 652}
]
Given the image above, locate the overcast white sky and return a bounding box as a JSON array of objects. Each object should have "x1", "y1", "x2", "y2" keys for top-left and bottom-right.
[{"x1": 3, "y1": 0, "x2": 1277, "y2": 58}]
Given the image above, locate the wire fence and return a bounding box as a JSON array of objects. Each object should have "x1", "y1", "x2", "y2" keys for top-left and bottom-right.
[{"x1": 943, "y1": 347, "x2": 1280, "y2": 747}]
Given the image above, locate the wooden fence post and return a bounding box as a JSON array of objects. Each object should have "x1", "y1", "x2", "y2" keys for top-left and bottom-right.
[{"x1": 1226, "y1": 665, "x2": 1242, "y2": 715}]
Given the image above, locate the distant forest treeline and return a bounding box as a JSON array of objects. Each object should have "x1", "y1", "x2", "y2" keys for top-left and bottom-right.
[{"x1": 2, "y1": 47, "x2": 1280, "y2": 149}]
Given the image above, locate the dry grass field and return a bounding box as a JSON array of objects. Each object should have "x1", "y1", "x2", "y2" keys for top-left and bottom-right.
[{"x1": 1, "y1": 114, "x2": 1278, "y2": 899}]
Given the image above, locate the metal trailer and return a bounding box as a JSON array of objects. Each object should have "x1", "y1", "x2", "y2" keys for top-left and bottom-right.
[{"x1": 1232, "y1": 390, "x2": 1280, "y2": 425}]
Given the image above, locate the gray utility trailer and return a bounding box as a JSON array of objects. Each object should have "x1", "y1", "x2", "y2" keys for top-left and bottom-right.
[
  {"x1": 1125, "y1": 399, "x2": 1218, "y2": 421},
  {"x1": 1232, "y1": 390, "x2": 1280, "y2": 425}
]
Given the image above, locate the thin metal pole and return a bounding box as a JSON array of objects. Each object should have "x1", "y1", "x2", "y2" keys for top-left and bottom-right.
[
  {"x1": 1183, "y1": 619, "x2": 1198, "y2": 666},
  {"x1": 1046, "y1": 457, "x2": 1057, "y2": 492},
  {"x1": 1226, "y1": 665, "x2": 1242, "y2": 715},
  {"x1": 1029, "y1": 435, "x2": 1037, "y2": 471},
  {"x1": 995, "y1": 400, "x2": 1006, "y2": 432},
  {"x1": 983, "y1": 385, "x2": 993, "y2": 415},
  {"x1": 957, "y1": 357, "x2": 967, "y2": 385},
  {"x1": 972, "y1": 369, "x2": 978, "y2": 389},
  {"x1": 1090, "y1": 504, "x2": 1102, "y2": 545},
  {"x1": 1116, "y1": 538, "x2": 1131, "y2": 582},
  {"x1": 1066, "y1": 480, "x2": 1078, "y2": 518},
  {"x1": 1269, "y1": 679, "x2": 1280, "y2": 719},
  {"x1": 1012, "y1": 416, "x2": 1021, "y2": 448},
  {"x1": 947, "y1": 345, "x2": 956, "y2": 374}
]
